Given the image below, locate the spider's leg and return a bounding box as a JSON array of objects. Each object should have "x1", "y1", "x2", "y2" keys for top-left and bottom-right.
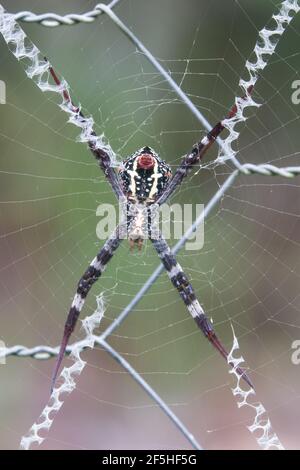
[
  {"x1": 51, "y1": 226, "x2": 123, "y2": 392},
  {"x1": 156, "y1": 86, "x2": 253, "y2": 206},
  {"x1": 45, "y1": 59, "x2": 124, "y2": 200},
  {"x1": 151, "y1": 233, "x2": 254, "y2": 389}
]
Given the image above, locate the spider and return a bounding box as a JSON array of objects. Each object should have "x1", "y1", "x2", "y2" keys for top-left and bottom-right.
[{"x1": 48, "y1": 62, "x2": 254, "y2": 391}]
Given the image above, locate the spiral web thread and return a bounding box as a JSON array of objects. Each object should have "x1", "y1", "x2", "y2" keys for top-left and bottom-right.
[{"x1": 0, "y1": 0, "x2": 299, "y2": 450}]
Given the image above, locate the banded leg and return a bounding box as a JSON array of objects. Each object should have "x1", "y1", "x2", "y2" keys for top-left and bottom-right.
[
  {"x1": 151, "y1": 233, "x2": 253, "y2": 389},
  {"x1": 46, "y1": 60, "x2": 124, "y2": 200},
  {"x1": 156, "y1": 86, "x2": 253, "y2": 206},
  {"x1": 51, "y1": 226, "x2": 123, "y2": 391}
]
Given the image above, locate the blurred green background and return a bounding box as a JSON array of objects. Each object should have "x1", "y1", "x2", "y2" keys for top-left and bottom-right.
[{"x1": 0, "y1": 0, "x2": 299, "y2": 449}]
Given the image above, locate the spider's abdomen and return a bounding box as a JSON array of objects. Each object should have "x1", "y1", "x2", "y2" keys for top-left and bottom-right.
[{"x1": 119, "y1": 146, "x2": 172, "y2": 202}]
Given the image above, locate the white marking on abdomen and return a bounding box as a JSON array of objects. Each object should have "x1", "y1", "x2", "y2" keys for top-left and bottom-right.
[
  {"x1": 149, "y1": 160, "x2": 162, "y2": 199},
  {"x1": 127, "y1": 158, "x2": 139, "y2": 196}
]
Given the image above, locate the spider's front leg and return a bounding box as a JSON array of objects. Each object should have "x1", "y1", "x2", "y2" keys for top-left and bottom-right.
[
  {"x1": 51, "y1": 225, "x2": 124, "y2": 392},
  {"x1": 156, "y1": 86, "x2": 253, "y2": 206},
  {"x1": 151, "y1": 232, "x2": 253, "y2": 389},
  {"x1": 46, "y1": 60, "x2": 124, "y2": 201}
]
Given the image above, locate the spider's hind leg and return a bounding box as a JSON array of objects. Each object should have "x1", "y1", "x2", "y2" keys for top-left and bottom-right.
[
  {"x1": 151, "y1": 233, "x2": 254, "y2": 390},
  {"x1": 51, "y1": 227, "x2": 123, "y2": 392}
]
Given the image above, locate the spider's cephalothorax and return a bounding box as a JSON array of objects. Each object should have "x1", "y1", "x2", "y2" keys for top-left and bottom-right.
[{"x1": 119, "y1": 146, "x2": 172, "y2": 203}]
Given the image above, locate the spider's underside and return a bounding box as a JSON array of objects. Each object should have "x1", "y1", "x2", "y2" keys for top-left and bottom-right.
[{"x1": 48, "y1": 62, "x2": 254, "y2": 392}]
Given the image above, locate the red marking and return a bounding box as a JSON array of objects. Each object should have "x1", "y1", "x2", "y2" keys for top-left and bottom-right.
[{"x1": 137, "y1": 154, "x2": 155, "y2": 170}]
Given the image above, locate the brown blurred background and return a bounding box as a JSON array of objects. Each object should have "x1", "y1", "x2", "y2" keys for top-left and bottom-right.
[{"x1": 0, "y1": 0, "x2": 299, "y2": 450}]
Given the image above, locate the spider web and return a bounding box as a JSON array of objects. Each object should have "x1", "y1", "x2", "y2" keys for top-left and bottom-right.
[{"x1": 0, "y1": 0, "x2": 299, "y2": 450}]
